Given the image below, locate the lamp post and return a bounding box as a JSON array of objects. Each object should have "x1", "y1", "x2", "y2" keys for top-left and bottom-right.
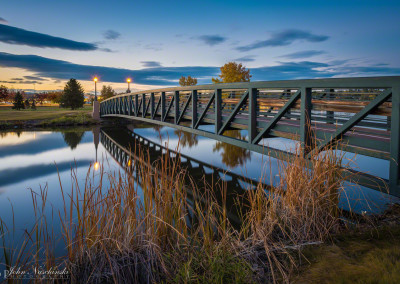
[
  {"x1": 93, "y1": 77, "x2": 98, "y2": 101},
  {"x1": 126, "y1": 78, "x2": 131, "y2": 93}
]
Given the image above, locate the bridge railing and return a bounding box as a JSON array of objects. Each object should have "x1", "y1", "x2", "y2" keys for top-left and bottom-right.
[{"x1": 100, "y1": 76, "x2": 400, "y2": 196}]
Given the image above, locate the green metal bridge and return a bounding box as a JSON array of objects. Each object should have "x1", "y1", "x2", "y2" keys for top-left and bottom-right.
[{"x1": 100, "y1": 76, "x2": 400, "y2": 197}]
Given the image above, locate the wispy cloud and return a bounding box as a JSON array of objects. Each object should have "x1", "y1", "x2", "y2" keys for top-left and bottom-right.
[
  {"x1": 0, "y1": 80, "x2": 43, "y2": 84},
  {"x1": 144, "y1": 43, "x2": 163, "y2": 51},
  {"x1": 141, "y1": 61, "x2": 162, "y2": 68},
  {"x1": 0, "y1": 52, "x2": 398, "y2": 86},
  {"x1": 23, "y1": 75, "x2": 48, "y2": 81},
  {"x1": 0, "y1": 24, "x2": 103, "y2": 51},
  {"x1": 236, "y1": 29, "x2": 329, "y2": 52},
  {"x1": 103, "y1": 30, "x2": 121, "y2": 40},
  {"x1": 197, "y1": 35, "x2": 227, "y2": 46},
  {"x1": 0, "y1": 17, "x2": 7, "y2": 23},
  {"x1": 279, "y1": 50, "x2": 326, "y2": 59},
  {"x1": 234, "y1": 55, "x2": 256, "y2": 62}
]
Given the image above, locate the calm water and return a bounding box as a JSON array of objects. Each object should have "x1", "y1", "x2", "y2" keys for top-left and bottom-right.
[{"x1": 0, "y1": 123, "x2": 398, "y2": 263}]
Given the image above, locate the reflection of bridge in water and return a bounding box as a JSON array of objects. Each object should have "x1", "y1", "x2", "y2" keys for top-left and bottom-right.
[
  {"x1": 100, "y1": 77, "x2": 400, "y2": 197},
  {"x1": 100, "y1": 127, "x2": 269, "y2": 225}
]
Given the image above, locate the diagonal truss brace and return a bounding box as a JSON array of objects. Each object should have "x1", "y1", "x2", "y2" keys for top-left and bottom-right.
[
  {"x1": 308, "y1": 88, "x2": 393, "y2": 157},
  {"x1": 218, "y1": 91, "x2": 249, "y2": 135},
  {"x1": 252, "y1": 89, "x2": 301, "y2": 144},
  {"x1": 194, "y1": 93, "x2": 215, "y2": 129}
]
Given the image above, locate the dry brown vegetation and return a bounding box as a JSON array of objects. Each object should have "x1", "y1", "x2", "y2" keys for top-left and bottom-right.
[{"x1": 1, "y1": 138, "x2": 382, "y2": 283}]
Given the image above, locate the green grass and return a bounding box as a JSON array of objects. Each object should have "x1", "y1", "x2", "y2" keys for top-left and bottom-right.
[
  {"x1": 0, "y1": 105, "x2": 92, "y2": 121},
  {"x1": 293, "y1": 225, "x2": 400, "y2": 284}
]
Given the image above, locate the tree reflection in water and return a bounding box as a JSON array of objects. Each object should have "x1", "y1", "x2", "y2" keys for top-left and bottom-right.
[
  {"x1": 174, "y1": 130, "x2": 198, "y2": 148},
  {"x1": 62, "y1": 130, "x2": 85, "y2": 150},
  {"x1": 213, "y1": 130, "x2": 250, "y2": 168}
]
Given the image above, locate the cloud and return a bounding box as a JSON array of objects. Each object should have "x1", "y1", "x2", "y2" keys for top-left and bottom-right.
[
  {"x1": 144, "y1": 43, "x2": 163, "y2": 51},
  {"x1": 0, "y1": 80, "x2": 42, "y2": 84},
  {"x1": 197, "y1": 35, "x2": 227, "y2": 46},
  {"x1": 236, "y1": 29, "x2": 329, "y2": 52},
  {"x1": 103, "y1": 30, "x2": 121, "y2": 40},
  {"x1": 24, "y1": 75, "x2": 48, "y2": 81},
  {"x1": 0, "y1": 52, "x2": 218, "y2": 85},
  {"x1": 0, "y1": 24, "x2": 103, "y2": 51},
  {"x1": 0, "y1": 17, "x2": 7, "y2": 23},
  {"x1": 234, "y1": 55, "x2": 256, "y2": 62},
  {"x1": 0, "y1": 52, "x2": 399, "y2": 86},
  {"x1": 141, "y1": 61, "x2": 162, "y2": 68},
  {"x1": 279, "y1": 50, "x2": 326, "y2": 59}
]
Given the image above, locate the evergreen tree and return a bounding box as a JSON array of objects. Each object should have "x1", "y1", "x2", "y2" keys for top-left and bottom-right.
[
  {"x1": 12, "y1": 91, "x2": 25, "y2": 110},
  {"x1": 31, "y1": 99, "x2": 36, "y2": 110},
  {"x1": 24, "y1": 99, "x2": 30, "y2": 109},
  {"x1": 60, "y1": 79, "x2": 85, "y2": 109},
  {"x1": 0, "y1": 85, "x2": 8, "y2": 102}
]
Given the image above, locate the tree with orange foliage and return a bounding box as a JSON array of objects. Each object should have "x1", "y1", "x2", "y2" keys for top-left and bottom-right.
[{"x1": 212, "y1": 62, "x2": 251, "y2": 83}]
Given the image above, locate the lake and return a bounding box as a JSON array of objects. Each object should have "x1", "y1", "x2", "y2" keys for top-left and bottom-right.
[{"x1": 0, "y1": 123, "x2": 398, "y2": 264}]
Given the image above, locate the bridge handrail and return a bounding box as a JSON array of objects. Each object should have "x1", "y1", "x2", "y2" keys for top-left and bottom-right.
[{"x1": 101, "y1": 76, "x2": 400, "y2": 103}]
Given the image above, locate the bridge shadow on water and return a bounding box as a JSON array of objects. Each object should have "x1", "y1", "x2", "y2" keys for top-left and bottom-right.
[
  {"x1": 100, "y1": 126, "x2": 262, "y2": 228},
  {"x1": 99, "y1": 125, "x2": 400, "y2": 227}
]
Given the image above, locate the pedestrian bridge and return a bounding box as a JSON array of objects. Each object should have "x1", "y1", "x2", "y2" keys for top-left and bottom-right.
[{"x1": 100, "y1": 76, "x2": 400, "y2": 197}]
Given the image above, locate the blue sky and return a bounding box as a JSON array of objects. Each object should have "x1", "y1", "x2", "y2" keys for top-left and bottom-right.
[{"x1": 0, "y1": 0, "x2": 399, "y2": 92}]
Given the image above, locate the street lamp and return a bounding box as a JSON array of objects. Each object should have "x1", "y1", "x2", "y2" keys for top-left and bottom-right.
[
  {"x1": 93, "y1": 77, "x2": 98, "y2": 101},
  {"x1": 126, "y1": 78, "x2": 131, "y2": 93}
]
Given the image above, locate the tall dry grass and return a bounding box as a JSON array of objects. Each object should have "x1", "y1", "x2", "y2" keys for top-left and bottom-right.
[{"x1": 0, "y1": 138, "x2": 347, "y2": 283}]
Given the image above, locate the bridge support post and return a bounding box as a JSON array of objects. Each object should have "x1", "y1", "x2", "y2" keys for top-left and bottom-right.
[
  {"x1": 192, "y1": 90, "x2": 197, "y2": 128},
  {"x1": 215, "y1": 89, "x2": 222, "y2": 134},
  {"x1": 142, "y1": 94, "x2": 146, "y2": 117},
  {"x1": 326, "y1": 89, "x2": 335, "y2": 124},
  {"x1": 174, "y1": 91, "x2": 180, "y2": 124},
  {"x1": 150, "y1": 93, "x2": 155, "y2": 118},
  {"x1": 134, "y1": 95, "x2": 138, "y2": 116},
  {"x1": 300, "y1": 87, "x2": 312, "y2": 155},
  {"x1": 390, "y1": 86, "x2": 400, "y2": 196},
  {"x1": 92, "y1": 100, "x2": 100, "y2": 120},
  {"x1": 249, "y1": 88, "x2": 257, "y2": 143},
  {"x1": 128, "y1": 95, "x2": 133, "y2": 116},
  {"x1": 284, "y1": 89, "x2": 291, "y2": 117},
  {"x1": 161, "y1": 92, "x2": 166, "y2": 121}
]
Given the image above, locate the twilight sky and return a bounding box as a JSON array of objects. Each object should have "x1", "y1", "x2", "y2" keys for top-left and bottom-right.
[{"x1": 0, "y1": 0, "x2": 399, "y2": 93}]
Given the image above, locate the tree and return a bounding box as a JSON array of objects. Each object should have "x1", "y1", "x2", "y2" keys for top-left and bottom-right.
[
  {"x1": 62, "y1": 130, "x2": 85, "y2": 149},
  {"x1": 31, "y1": 99, "x2": 36, "y2": 110},
  {"x1": 47, "y1": 91, "x2": 63, "y2": 104},
  {"x1": 100, "y1": 85, "x2": 116, "y2": 100},
  {"x1": 213, "y1": 130, "x2": 250, "y2": 167},
  {"x1": 24, "y1": 99, "x2": 30, "y2": 109},
  {"x1": 0, "y1": 85, "x2": 8, "y2": 102},
  {"x1": 179, "y1": 76, "x2": 198, "y2": 86},
  {"x1": 12, "y1": 91, "x2": 25, "y2": 110},
  {"x1": 212, "y1": 62, "x2": 251, "y2": 83},
  {"x1": 34, "y1": 93, "x2": 48, "y2": 105},
  {"x1": 60, "y1": 79, "x2": 85, "y2": 109}
]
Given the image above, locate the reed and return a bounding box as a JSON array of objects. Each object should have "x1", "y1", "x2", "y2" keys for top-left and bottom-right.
[{"x1": 0, "y1": 138, "x2": 350, "y2": 283}]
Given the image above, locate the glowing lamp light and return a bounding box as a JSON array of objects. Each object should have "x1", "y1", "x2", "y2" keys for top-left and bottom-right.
[
  {"x1": 127, "y1": 159, "x2": 131, "y2": 167},
  {"x1": 94, "y1": 162, "x2": 100, "y2": 171},
  {"x1": 127, "y1": 78, "x2": 131, "y2": 83},
  {"x1": 93, "y1": 77, "x2": 98, "y2": 82}
]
